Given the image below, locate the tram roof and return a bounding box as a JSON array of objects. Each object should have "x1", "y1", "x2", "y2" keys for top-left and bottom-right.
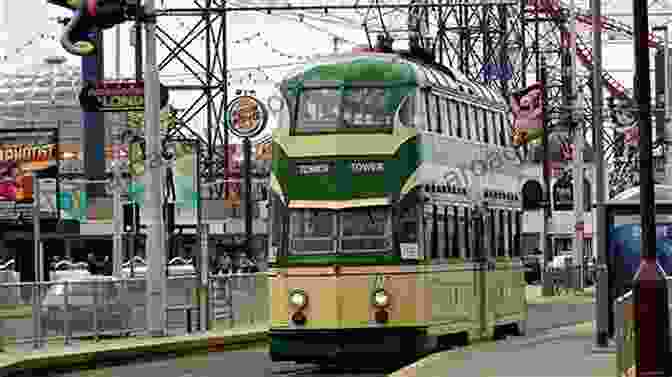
[{"x1": 280, "y1": 51, "x2": 506, "y2": 106}]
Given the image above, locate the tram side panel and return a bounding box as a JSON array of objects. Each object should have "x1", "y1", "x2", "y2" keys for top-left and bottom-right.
[{"x1": 426, "y1": 263, "x2": 480, "y2": 339}]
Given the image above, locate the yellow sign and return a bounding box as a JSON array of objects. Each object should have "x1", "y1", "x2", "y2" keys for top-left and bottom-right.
[
  {"x1": 255, "y1": 142, "x2": 272, "y2": 161},
  {"x1": 238, "y1": 96, "x2": 258, "y2": 130}
]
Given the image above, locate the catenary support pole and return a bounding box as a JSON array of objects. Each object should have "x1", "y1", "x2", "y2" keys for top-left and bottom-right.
[
  {"x1": 112, "y1": 24, "x2": 123, "y2": 277},
  {"x1": 632, "y1": 1, "x2": 670, "y2": 375},
  {"x1": 244, "y1": 137, "x2": 253, "y2": 259},
  {"x1": 592, "y1": 0, "x2": 610, "y2": 348},
  {"x1": 569, "y1": 0, "x2": 584, "y2": 291},
  {"x1": 144, "y1": 0, "x2": 168, "y2": 337},
  {"x1": 541, "y1": 58, "x2": 553, "y2": 297},
  {"x1": 32, "y1": 173, "x2": 42, "y2": 349}
]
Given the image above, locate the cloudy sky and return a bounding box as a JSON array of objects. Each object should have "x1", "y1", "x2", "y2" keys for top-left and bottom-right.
[{"x1": 0, "y1": 0, "x2": 669, "y2": 142}]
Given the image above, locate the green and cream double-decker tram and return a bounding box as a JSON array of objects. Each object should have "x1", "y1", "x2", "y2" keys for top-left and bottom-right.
[{"x1": 266, "y1": 48, "x2": 538, "y2": 364}]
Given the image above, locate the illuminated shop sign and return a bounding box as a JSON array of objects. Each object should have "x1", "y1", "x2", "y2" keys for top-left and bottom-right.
[{"x1": 79, "y1": 80, "x2": 169, "y2": 112}]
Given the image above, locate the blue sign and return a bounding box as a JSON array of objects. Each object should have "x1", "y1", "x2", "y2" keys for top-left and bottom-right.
[
  {"x1": 609, "y1": 223, "x2": 672, "y2": 280},
  {"x1": 480, "y1": 64, "x2": 513, "y2": 81}
]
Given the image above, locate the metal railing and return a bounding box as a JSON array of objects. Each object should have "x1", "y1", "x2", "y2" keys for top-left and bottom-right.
[
  {"x1": 0, "y1": 272, "x2": 270, "y2": 350},
  {"x1": 542, "y1": 264, "x2": 597, "y2": 292}
]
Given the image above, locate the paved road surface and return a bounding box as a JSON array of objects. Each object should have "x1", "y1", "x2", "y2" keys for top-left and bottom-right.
[{"x1": 24, "y1": 300, "x2": 598, "y2": 377}]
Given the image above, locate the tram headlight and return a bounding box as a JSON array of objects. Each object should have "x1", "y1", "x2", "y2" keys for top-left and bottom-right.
[
  {"x1": 289, "y1": 290, "x2": 308, "y2": 309},
  {"x1": 372, "y1": 289, "x2": 390, "y2": 308}
]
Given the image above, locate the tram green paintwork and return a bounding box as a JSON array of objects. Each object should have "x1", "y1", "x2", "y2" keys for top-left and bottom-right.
[{"x1": 268, "y1": 52, "x2": 527, "y2": 363}]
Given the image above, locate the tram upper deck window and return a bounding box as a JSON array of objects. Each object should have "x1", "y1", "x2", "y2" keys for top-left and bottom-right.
[
  {"x1": 296, "y1": 88, "x2": 341, "y2": 133},
  {"x1": 293, "y1": 86, "x2": 403, "y2": 134},
  {"x1": 340, "y1": 207, "x2": 392, "y2": 253},
  {"x1": 342, "y1": 87, "x2": 394, "y2": 131},
  {"x1": 289, "y1": 209, "x2": 336, "y2": 254}
]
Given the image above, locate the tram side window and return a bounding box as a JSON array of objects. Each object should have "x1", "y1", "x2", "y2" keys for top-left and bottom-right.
[
  {"x1": 488, "y1": 111, "x2": 498, "y2": 146},
  {"x1": 423, "y1": 204, "x2": 436, "y2": 259},
  {"x1": 449, "y1": 100, "x2": 461, "y2": 138},
  {"x1": 485, "y1": 209, "x2": 494, "y2": 258},
  {"x1": 424, "y1": 92, "x2": 433, "y2": 132},
  {"x1": 498, "y1": 210, "x2": 506, "y2": 257},
  {"x1": 498, "y1": 113, "x2": 507, "y2": 146},
  {"x1": 397, "y1": 95, "x2": 416, "y2": 128},
  {"x1": 470, "y1": 105, "x2": 481, "y2": 142},
  {"x1": 478, "y1": 108, "x2": 488, "y2": 144},
  {"x1": 269, "y1": 195, "x2": 283, "y2": 253},
  {"x1": 433, "y1": 95, "x2": 442, "y2": 134},
  {"x1": 460, "y1": 103, "x2": 473, "y2": 140},
  {"x1": 440, "y1": 98, "x2": 452, "y2": 136},
  {"x1": 443, "y1": 206, "x2": 452, "y2": 258},
  {"x1": 491, "y1": 209, "x2": 499, "y2": 258},
  {"x1": 462, "y1": 207, "x2": 471, "y2": 259},
  {"x1": 435, "y1": 206, "x2": 445, "y2": 260},
  {"x1": 503, "y1": 113, "x2": 513, "y2": 146},
  {"x1": 514, "y1": 211, "x2": 522, "y2": 258},
  {"x1": 398, "y1": 204, "x2": 418, "y2": 244},
  {"x1": 507, "y1": 210, "x2": 514, "y2": 258}
]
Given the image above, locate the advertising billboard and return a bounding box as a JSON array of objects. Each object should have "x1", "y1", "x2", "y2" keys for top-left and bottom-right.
[
  {"x1": 127, "y1": 141, "x2": 198, "y2": 211},
  {"x1": 0, "y1": 129, "x2": 58, "y2": 220},
  {"x1": 609, "y1": 214, "x2": 672, "y2": 284}
]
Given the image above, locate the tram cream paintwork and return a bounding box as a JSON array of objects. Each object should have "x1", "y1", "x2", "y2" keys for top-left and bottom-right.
[{"x1": 269, "y1": 262, "x2": 526, "y2": 341}]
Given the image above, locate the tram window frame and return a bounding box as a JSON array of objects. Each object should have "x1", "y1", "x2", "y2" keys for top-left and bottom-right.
[
  {"x1": 462, "y1": 103, "x2": 472, "y2": 140},
  {"x1": 398, "y1": 204, "x2": 419, "y2": 245},
  {"x1": 498, "y1": 209, "x2": 506, "y2": 257},
  {"x1": 450, "y1": 100, "x2": 461, "y2": 138},
  {"x1": 424, "y1": 91, "x2": 433, "y2": 132},
  {"x1": 452, "y1": 206, "x2": 459, "y2": 258},
  {"x1": 470, "y1": 105, "x2": 481, "y2": 143},
  {"x1": 443, "y1": 206, "x2": 451, "y2": 258},
  {"x1": 507, "y1": 210, "x2": 513, "y2": 258},
  {"x1": 438, "y1": 97, "x2": 449, "y2": 136},
  {"x1": 481, "y1": 108, "x2": 490, "y2": 144},
  {"x1": 515, "y1": 211, "x2": 523, "y2": 258},
  {"x1": 488, "y1": 209, "x2": 496, "y2": 259},
  {"x1": 463, "y1": 207, "x2": 471, "y2": 259},
  {"x1": 432, "y1": 204, "x2": 440, "y2": 260},
  {"x1": 339, "y1": 207, "x2": 392, "y2": 254},
  {"x1": 488, "y1": 111, "x2": 498, "y2": 146},
  {"x1": 433, "y1": 95, "x2": 443, "y2": 134},
  {"x1": 503, "y1": 113, "x2": 513, "y2": 146},
  {"x1": 288, "y1": 209, "x2": 338, "y2": 255},
  {"x1": 498, "y1": 113, "x2": 507, "y2": 146}
]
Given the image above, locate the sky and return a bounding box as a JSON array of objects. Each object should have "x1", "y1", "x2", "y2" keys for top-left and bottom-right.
[{"x1": 0, "y1": 0, "x2": 667, "y2": 143}]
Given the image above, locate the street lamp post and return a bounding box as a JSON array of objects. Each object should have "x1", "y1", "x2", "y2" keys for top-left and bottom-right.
[{"x1": 632, "y1": 1, "x2": 670, "y2": 376}]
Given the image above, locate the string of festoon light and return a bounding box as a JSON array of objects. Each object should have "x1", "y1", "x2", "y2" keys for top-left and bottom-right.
[{"x1": 0, "y1": 32, "x2": 58, "y2": 63}]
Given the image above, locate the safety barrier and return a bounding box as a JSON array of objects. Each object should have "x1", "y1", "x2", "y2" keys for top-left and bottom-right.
[
  {"x1": 614, "y1": 277, "x2": 672, "y2": 377},
  {"x1": 0, "y1": 272, "x2": 270, "y2": 350},
  {"x1": 542, "y1": 265, "x2": 597, "y2": 293}
]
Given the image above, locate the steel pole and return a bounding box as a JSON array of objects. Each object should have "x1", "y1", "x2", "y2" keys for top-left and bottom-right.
[
  {"x1": 32, "y1": 173, "x2": 42, "y2": 349},
  {"x1": 144, "y1": 0, "x2": 167, "y2": 337},
  {"x1": 244, "y1": 137, "x2": 252, "y2": 258},
  {"x1": 541, "y1": 59, "x2": 553, "y2": 297},
  {"x1": 592, "y1": 0, "x2": 610, "y2": 348},
  {"x1": 632, "y1": 1, "x2": 670, "y2": 375},
  {"x1": 568, "y1": 0, "x2": 584, "y2": 291},
  {"x1": 112, "y1": 24, "x2": 123, "y2": 277}
]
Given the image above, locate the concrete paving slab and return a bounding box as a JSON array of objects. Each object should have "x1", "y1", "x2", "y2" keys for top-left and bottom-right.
[{"x1": 389, "y1": 322, "x2": 615, "y2": 377}]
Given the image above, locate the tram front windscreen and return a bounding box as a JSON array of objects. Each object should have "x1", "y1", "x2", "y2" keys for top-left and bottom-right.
[{"x1": 609, "y1": 215, "x2": 672, "y2": 282}]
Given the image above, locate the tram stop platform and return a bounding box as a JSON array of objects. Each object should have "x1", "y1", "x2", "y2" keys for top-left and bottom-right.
[
  {"x1": 389, "y1": 321, "x2": 616, "y2": 377},
  {"x1": 0, "y1": 324, "x2": 268, "y2": 377}
]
